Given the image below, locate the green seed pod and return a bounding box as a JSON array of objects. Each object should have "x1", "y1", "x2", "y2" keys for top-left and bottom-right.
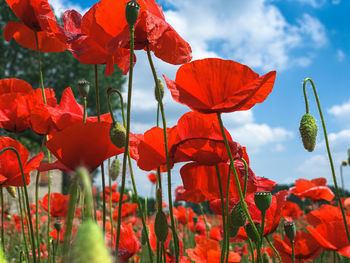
[
  {"x1": 141, "y1": 226, "x2": 149, "y2": 245},
  {"x1": 6, "y1": 186, "x2": 17, "y2": 198},
  {"x1": 109, "y1": 122, "x2": 126, "y2": 148},
  {"x1": 245, "y1": 222, "x2": 261, "y2": 244},
  {"x1": 109, "y1": 158, "x2": 121, "y2": 181},
  {"x1": 125, "y1": 0, "x2": 140, "y2": 26},
  {"x1": 299, "y1": 113, "x2": 317, "y2": 152},
  {"x1": 229, "y1": 201, "x2": 247, "y2": 227},
  {"x1": 263, "y1": 252, "x2": 270, "y2": 263},
  {"x1": 228, "y1": 224, "x2": 240, "y2": 238},
  {"x1": 77, "y1": 79, "x2": 90, "y2": 98},
  {"x1": 254, "y1": 191, "x2": 272, "y2": 214},
  {"x1": 155, "y1": 211, "x2": 168, "y2": 243},
  {"x1": 284, "y1": 221, "x2": 296, "y2": 242},
  {"x1": 154, "y1": 78, "x2": 165, "y2": 102},
  {"x1": 70, "y1": 220, "x2": 112, "y2": 263}
]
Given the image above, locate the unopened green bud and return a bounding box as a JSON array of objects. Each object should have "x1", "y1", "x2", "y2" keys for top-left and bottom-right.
[
  {"x1": 70, "y1": 220, "x2": 111, "y2": 263},
  {"x1": 155, "y1": 78, "x2": 165, "y2": 102},
  {"x1": 109, "y1": 122, "x2": 126, "y2": 148},
  {"x1": 6, "y1": 186, "x2": 17, "y2": 198},
  {"x1": 342, "y1": 160, "x2": 348, "y2": 166},
  {"x1": 263, "y1": 252, "x2": 270, "y2": 263},
  {"x1": 229, "y1": 201, "x2": 247, "y2": 227},
  {"x1": 109, "y1": 158, "x2": 121, "y2": 181},
  {"x1": 284, "y1": 221, "x2": 296, "y2": 242},
  {"x1": 78, "y1": 79, "x2": 90, "y2": 98},
  {"x1": 254, "y1": 191, "x2": 272, "y2": 213},
  {"x1": 155, "y1": 211, "x2": 168, "y2": 243},
  {"x1": 299, "y1": 113, "x2": 317, "y2": 152},
  {"x1": 245, "y1": 222, "x2": 261, "y2": 244},
  {"x1": 125, "y1": 0, "x2": 140, "y2": 26},
  {"x1": 228, "y1": 224, "x2": 240, "y2": 238}
]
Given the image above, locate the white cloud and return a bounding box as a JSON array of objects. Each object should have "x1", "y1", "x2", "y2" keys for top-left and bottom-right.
[
  {"x1": 50, "y1": 0, "x2": 87, "y2": 16},
  {"x1": 165, "y1": 0, "x2": 327, "y2": 71},
  {"x1": 336, "y1": 49, "x2": 345, "y2": 62},
  {"x1": 328, "y1": 99, "x2": 350, "y2": 125}
]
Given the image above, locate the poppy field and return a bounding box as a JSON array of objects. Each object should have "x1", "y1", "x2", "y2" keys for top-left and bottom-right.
[{"x1": 1, "y1": 0, "x2": 350, "y2": 262}]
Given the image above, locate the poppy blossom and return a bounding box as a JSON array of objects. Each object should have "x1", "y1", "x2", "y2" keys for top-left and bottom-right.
[
  {"x1": 39, "y1": 193, "x2": 69, "y2": 218},
  {"x1": 290, "y1": 177, "x2": 334, "y2": 202},
  {"x1": 40, "y1": 122, "x2": 124, "y2": 173},
  {"x1": 273, "y1": 232, "x2": 322, "y2": 263},
  {"x1": 174, "y1": 206, "x2": 195, "y2": 225},
  {"x1": 113, "y1": 202, "x2": 138, "y2": 220},
  {"x1": 186, "y1": 235, "x2": 241, "y2": 263},
  {"x1": 282, "y1": 201, "x2": 303, "y2": 221},
  {"x1": 0, "y1": 137, "x2": 44, "y2": 186},
  {"x1": 164, "y1": 58, "x2": 276, "y2": 114},
  {"x1": 4, "y1": 0, "x2": 66, "y2": 52},
  {"x1": 147, "y1": 172, "x2": 157, "y2": 185},
  {"x1": 174, "y1": 186, "x2": 206, "y2": 204},
  {"x1": 105, "y1": 0, "x2": 192, "y2": 66}
]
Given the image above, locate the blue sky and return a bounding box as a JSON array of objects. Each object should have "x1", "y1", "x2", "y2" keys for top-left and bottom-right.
[{"x1": 50, "y1": 0, "x2": 350, "y2": 197}]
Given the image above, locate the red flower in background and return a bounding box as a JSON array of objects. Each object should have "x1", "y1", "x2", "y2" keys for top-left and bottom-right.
[
  {"x1": 0, "y1": 137, "x2": 44, "y2": 186},
  {"x1": 113, "y1": 202, "x2": 138, "y2": 220},
  {"x1": 274, "y1": 232, "x2": 322, "y2": 263},
  {"x1": 4, "y1": 0, "x2": 66, "y2": 52},
  {"x1": 147, "y1": 172, "x2": 157, "y2": 185},
  {"x1": 306, "y1": 204, "x2": 350, "y2": 257},
  {"x1": 39, "y1": 193, "x2": 69, "y2": 218},
  {"x1": 40, "y1": 122, "x2": 124, "y2": 173},
  {"x1": 282, "y1": 201, "x2": 303, "y2": 221},
  {"x1": 174, "y1": 186, "x2": 206, "y2": 204},
  {"x1": 290, "y1": 177, "x2": 334, "y2": 202},
  {"x1": 164, "y1": 58, "x2": 276, "y2": 114},
  {"x1": 174, "y1": 206, "x2": 196, "y2": 225}
]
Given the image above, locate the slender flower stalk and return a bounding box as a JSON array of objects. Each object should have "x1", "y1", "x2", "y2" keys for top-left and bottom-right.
[
  {"x1": 199, "y1": 203, "x2": 210, "y2": 238},
  {"x1": 215, "y1": 165, "x2": 226, "y2": 263},
  {"x1": 0, "y1": 147, "x2": 37, "y2": 263},
  {"x1": 0, "y1": 187, "x2": 4, "y2": 252},
  {"x1": 146, "y1": 43, "x2": 179, "y2": 262},
  {"x1": 302, "y1": 78, "x2": 350, "y2": 245},
  {"x1": 108, "y1": 159, "x2": 114, "y2": 248},
  {"x1": 17, "y1": 187, "x2": 30, "y2": 261},
  {"x1": 35, "y1": 171, "x2": 41, "y2": 263},
  {"x1": 265, "y1": 236, "x2": 282, "y2": 262},
  {"x1": 247, "y1": 238, "x2": 255, "y2": 263}
]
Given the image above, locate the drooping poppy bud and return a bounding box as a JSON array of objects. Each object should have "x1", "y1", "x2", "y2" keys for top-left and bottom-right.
[
  {"x1": 125, "y1": 0, "x2": 140, "y2": 26},
  {"x1": 254, "y1": 191, "x2": 272, "y2": 214},
  {"x1": 6, "y1": 186, "x2": 17, "y2": 198},
  {"x1": 284, "y1": 221, "x2": 296, "y2": 242},
  {"x1": 109, "y1": 122, "x2": 126, "y2": 148},
  {"x1": 245, "y1": 222, "x2": 261, "y2": 244},
  {"x1": 78, "y1": 79, "x2": 90, "y2": 98},
  {"x1": 70, "y1": 220, "x2": 111, "y2": 263},
  {"x1": 109, "y1": 158, "x2": 121, "y2": 181},
  {"x1": 228, "y1": 224, "x2": 240, "y2": 238},
  {"x1": 299, "y1": 113, "x2": 317, "y2": 152},
  {"x1": 155, "y1": 211, "x2": 168, "y2": 243},
  {"x1": 155, "y1": 78, "x2": 165, "y2": 102},
  {"x1": 229, "y1": 201, "x2": 247, "y2": 227}
]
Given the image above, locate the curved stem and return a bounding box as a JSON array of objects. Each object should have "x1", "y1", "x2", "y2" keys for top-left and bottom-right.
[
  {"x1": 265, "y1": 236, "x2": 282, "y2": 263},
  {"x1": 115, "y1": 25, "x2": 136, "y2": 263},
  {"x1": 146, "y1": 43, "x2": 179, "y2": 263},
  {"x1": 247, "y1": 238, "x2": 255, "y2": 263},
  {"x1": 215, "y1": 165, "x2": 226, "y2": 263},
  {"x1": 216, "y1": 113, "x2": 261, "y2": 244},
  {"x1": 303, "y1": 78, "x2": 350, "y2": 245},
  {"x1": 199, "y1": 203, "x2": 209, "y2": 238},
  {"x1": 0, "y1": 148, "x2": 37, "y2": 262}
]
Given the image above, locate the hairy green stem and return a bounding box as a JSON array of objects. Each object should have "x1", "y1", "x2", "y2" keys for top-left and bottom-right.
[
  {"x1": 216, "y1": 165, "x2": 227, "y2": 263},
  {"x1": 265, "y1": 236, "x2": 282, "y2": 262},
  {"x1": 303, "y1": 78, "x2": 350, "y2": 245},
  {"x1": 17, "y1": 188, "x2": 29, "y2": 261}
]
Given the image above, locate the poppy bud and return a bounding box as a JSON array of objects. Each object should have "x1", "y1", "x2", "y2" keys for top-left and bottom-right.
[
  {"x1": 245, "y1": 222, "x2": 261, "y2": 244},
  {"x1": 125, "y1": 0, "x2": 140, "y2": 26},
  {"x1": 54, "y1": 220, "x2": 62, "y2": 232},
  {"x1": 109, "y1": 122, "x2": 126, "y2": 148},
  {"x1": 228, "y1": 224, "x2": 240, "y2": 238},
  {"x1": 141, "y1": 226, "x2": 149, "y2": 245},
  {"x1": 229, "y1": 201, "x2": 247, "y2": 227},
  {"x1": 70, "y1": 220, "x2": 111, "y2": 263},
  {"x1": 109, "y1": 158, "x2": 121, "y2": 181},
  {"x1": 6, "y1": 186, "x2": 17, "y2": 198},
  {"x1": 342, "y1": 160, "x2": 348, "y2": 166},
  {"x1": 127, "y1": 190, "x2": 133, "y2": 199},
  {"x1": 254, "y1": 191, "x2": 272, "y2": 214},
  {"x1": 284, "y1": 221, "x2": 296, "y2": 242},
  {"x1": 263, "y1": 252, "x2": 270, "y2": 263},
  {"x1": 78, "y1": 79, "x2": 90, "y2": 98},
  {"x1": 154, "y1": 211, "x2": 168, "y2": 243},
  {"x1": 155, "y1": 78, "x2": 165, "y2": 102},
  {"x1": 299, "y1": 113, "x2": 317, "y2": 152}
]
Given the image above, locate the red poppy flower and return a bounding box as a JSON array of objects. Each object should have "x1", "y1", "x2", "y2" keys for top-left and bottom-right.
[
  {"x1": 174, "y1": 186, "x2": 206, "y2": 204},
  {"x1": 174, "y1": 206, "x2": 195, "y2": 225},
  {"x1": 164, "y1": 58, "x2": 276, "y2": 114},
  {"x1": 186, "y1": 235, "x2": 241, "y2": 263},
  {"x1": 0, "y1": 137, "x2": 44, "y2": 186},
  {"x1": 256, "y1": 177, "x2": 277, "y2": 192},
  {"x1": 4, "y1": 0, "x2": 66, "y2": 52},
  {"x1": 290, "y1": 177, "x2": 334, "y2": 202},
  {"x1": 40, "y1": 122, "x2": 124, "y2": 172},
  {"x1": 282, "y1": 201, "x2": 303, "y2": 221},
  {"x1": 273, "y1": 232, "x2": 322, "y2": 263},
  {"x1": 113, "y1": 202, "x2": 138, "y2": 220},
  {"x1": 106, "y1": 0, "x2": 192, "y2": 66},
  {"x1": 169, "y1": 111, "x2": 243, "y2": 165},
  {"x1": 30, "y1": 87, "x2": 112, "y2": 134},
  {"x1": 39, "y1": 193, "x2": 69, "y2": 218},
  {"x1": 147, "y1": 172, "x2": 157, "y2": 185},
  {"x1": 180, "y1": 161, "x2": 257, "y2": 203}
]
